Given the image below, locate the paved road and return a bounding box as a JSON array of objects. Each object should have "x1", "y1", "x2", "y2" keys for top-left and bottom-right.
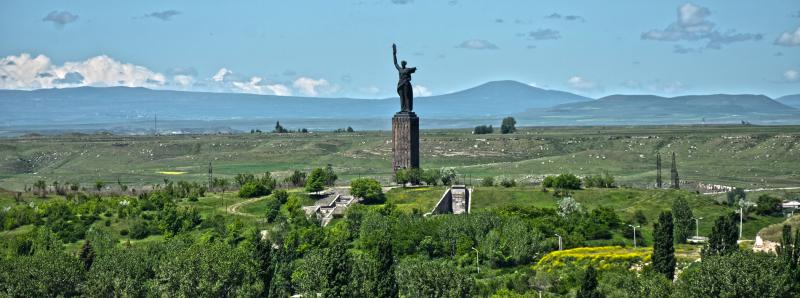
[{"x1": 702, "y1": 186, "x2": 800, "y2": 195}]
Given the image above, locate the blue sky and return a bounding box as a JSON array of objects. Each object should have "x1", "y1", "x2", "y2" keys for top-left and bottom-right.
[{"x1": 1, "y1": 0, "x2": 798, "y2": 98}]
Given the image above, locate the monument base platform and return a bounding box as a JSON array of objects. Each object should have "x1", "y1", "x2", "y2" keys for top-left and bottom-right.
[{"x1": 392, "y1": 111, "x2": 419, "y2": 172}]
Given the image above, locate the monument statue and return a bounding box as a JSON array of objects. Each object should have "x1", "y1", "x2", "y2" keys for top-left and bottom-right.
[
  {"x1": 393, "y1": 43, "x2": 417, "y2": 112},
  {"x1": 390, "y1": 43, "x2": 420, "y2": 173}
]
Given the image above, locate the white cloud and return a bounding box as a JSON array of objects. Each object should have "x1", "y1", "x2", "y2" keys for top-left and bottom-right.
[
  {"x1": 413, "y1": 84, "x2": 432, "y2": 97},
  {"x1": 456, "y1": 39, "x2": 499, "y2": 50},
  {"x1": 775, "y1": 27, "x2": 800, "y2": 47},
  {"x1": 232, "y1": 76, "x2": 292, "y2": 96},
  {"x1": 784, "y1": 70, "x2": 799, "y2": 82},
  {"x1": 642, "y1": 3, "x2": 762, "y2": 49},
  {"x1": 526, "y1": 29, "x2": 561, "y2": 40},
  {"x1": 623, "y1": 79, "x2": 686, "y2": 94},
  {"x1": 359, "y1": 86, "x2": 381, "y2": 94},
  {"x1": 567, "y1": 76, "x2": 601, "y2": 92},
  {"x1": 42, "y1": 11, "x2": 78, "y2": 27},
  {"x1": 292, "y1": 77, "x2": 338, "y2": 97},
  {"x1": 0, "y1": 53, "x2": 166, "y2": 89},
  {"x1": 173, "y1": 75, "x2": 194, "y2": 87},
  {"x1": 212, "y1": 68, "x2": 232, "y2": 82}
]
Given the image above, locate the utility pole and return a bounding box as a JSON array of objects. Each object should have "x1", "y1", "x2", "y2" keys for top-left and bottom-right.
[
  {"x1": 739, "y1": 207, "x2": 743, "y2": 240},
  {"x1": 692, "y1": 217, "x2": 703, "y2": 238},
  {"x1": 154, "y1": 113, "x2": 157, "y2": 136},
  {"x1": 471, "y1": 247, "x2": 479, "y2": 273},
  {"x1": 628, "y1": 224, "x2": 640, "y2": 248},
  {"x1": 656, "y1": 152, "x2": 662, "y2": 188},
  {"x1": 554, "y1": 233, "x2": 563, "y2": 251}
]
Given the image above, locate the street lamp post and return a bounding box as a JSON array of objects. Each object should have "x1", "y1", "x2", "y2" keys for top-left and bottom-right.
[
  {"x1": 554, "y1": 233, "x2": 563, "y2": 251},
  {"x1": 471, "y1": 247, "x2": 479, "y2": 273},
  {"x1": 692, "y1": 217, "x2": 703, "y2": 238},
  {"x1": 738, "y1": 207, "x2": 743, "y2": 240},
  {"x1": 628, "y1": 224, "x2": 641, "y2": 248}
]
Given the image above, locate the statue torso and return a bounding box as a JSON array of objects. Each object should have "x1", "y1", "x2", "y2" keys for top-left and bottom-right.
[{"x1": 398, "y1": 67, "x2": 415, "y2": 84}]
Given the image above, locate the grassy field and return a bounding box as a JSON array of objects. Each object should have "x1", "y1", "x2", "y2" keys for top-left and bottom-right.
[{"x1": 0, "y1": 125, "x2": 798, "y2": 192}]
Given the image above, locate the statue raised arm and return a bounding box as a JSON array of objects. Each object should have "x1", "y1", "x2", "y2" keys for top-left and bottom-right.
[
  {"x1": 392, "y1": 43, "x2": 416, "y2": 112},
  {"x1": 392, "y1": 44, "x2": 400, "y2": 70}
]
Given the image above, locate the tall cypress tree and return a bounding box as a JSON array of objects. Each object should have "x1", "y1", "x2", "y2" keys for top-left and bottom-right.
[
  {"x1": 577, "y1": 265, "x2": 603, "y2": 298},
  {"x1": 652, "y1": 211, "x2": 675, "y2": 280},
  {"x1": 703, "y1": 214, "x2": 738, "y2": 257},
  {"x1": 374, "y1": 240, "x2": 398, "y2": 298},
  {"x1": 672, "y1": 197, "x2": 694, "y2": 244},
  {"x1": 79, "y1": 239, "x2": 95, "y2": 271}
]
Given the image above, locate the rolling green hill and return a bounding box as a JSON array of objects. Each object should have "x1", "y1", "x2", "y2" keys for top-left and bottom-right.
[{"x1": 1, "y1": 125, "x2": 798, "y2": 192}]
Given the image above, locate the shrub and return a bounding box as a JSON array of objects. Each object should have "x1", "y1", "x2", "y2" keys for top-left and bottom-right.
[
  {"x1": 501, "y1": 117, "x2": 517, "y2": 134},
  {"x1": 351, "y1": 178, "x2": 385, "y2": 204},
  {"x1": 238, "y1": 181, "x2": 270, "y2": 198},
  {"x1": 535, "y1": 246, "x2": 652, "y2": 272},
  {"x1": 119, "y1": 229, "x2": 129, "y2": 236},
  {"x1": 473, "y1": 125, "x2": 493, "y2": 134},
  {"x1": 422, "y1": 169, "x2": 442, "y2": 186},
  {"x1": 755, "y1": 194, "x2": 782, "y2": 216},
  {"x1": 545, "y1": 174, "x2": 582, "y2": 190},
  {"x1": 500, "y1": 178, "x2": 516, "y2": 188},
  {"x1": 481, "y1": 176, "x2": 495, "y2": 187},
  {"x1": 542, "y1": 176, "x2": 555, "y2": 188},
  {"x1": 583, "y1": 173, "x2": 615, "y2": 188},
  {"x1": 130, "y1": 221, "x2": 150, "y2": 240}
]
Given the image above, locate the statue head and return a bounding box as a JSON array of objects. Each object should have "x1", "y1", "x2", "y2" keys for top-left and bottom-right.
[{"x1": 401, "y1": 60, "x2": 407, "y2": 68}]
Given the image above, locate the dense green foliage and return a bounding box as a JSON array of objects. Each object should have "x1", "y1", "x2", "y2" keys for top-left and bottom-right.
[
  {"x1": 672, "y1": 197, "x2": 694, "y2": 244},
  {"x1": 755, "y1": 194, "x2": 783, "y2": 216},
  {"x1": 676, "y1": 251, "x2": 794, "y2": 297},
  {"x1": 500, "y1": 116, "x2": 517, "y2": 134},
  {"x1": 1, "y1": 174, "x2": 798, "y2": 296},
  {"x1": 473, "y1": 125, "x2": 493, "y2": 134},
  {"x1": 583, "y1": 173, "x2": 615, "y2": 188},
  {"x1": 542, "y1": 173, "x2": 582, "y2": 190},
  {"x1": 577, "y1": 265, "x2": 603, "y2": 298},
  {"x1": 703, "y1": 214, "x2": 738, "y2": 257},
  {"x1": 652, "y1": 211, "x2": 675, "y2": 280},
  {"x1": 350, "y1": 178, "x2": 385, "y2": 204}
]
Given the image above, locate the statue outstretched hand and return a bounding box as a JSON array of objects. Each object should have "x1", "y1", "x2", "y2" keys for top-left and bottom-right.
[{"x1": 392, "y1": 43, "x2": 397, "y2": 54}]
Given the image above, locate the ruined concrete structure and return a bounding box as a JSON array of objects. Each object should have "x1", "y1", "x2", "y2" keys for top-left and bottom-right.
[
  {"x1": 302, "y1": 192, "x2": 359, "y2": 226},
  {"x1": 428, "y1": 185, "x2": 471, "y2": 215},
  {"x1": 392, "y1": 111, "x2": 419, "y2": 172}
]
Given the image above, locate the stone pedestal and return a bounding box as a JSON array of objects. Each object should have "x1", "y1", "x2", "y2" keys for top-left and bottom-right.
[{"x1": 392, "y1": 111, "x2": 419, "y2": 172}]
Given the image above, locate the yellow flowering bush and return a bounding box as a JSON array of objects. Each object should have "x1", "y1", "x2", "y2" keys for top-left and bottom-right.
[{"x1": 534, "y1": 246, "x2": 652, "y2": 272}]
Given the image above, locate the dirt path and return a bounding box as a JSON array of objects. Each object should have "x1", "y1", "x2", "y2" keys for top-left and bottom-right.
[{"x1": 227, "y1": 196, "x2": 266, "y2": 217}]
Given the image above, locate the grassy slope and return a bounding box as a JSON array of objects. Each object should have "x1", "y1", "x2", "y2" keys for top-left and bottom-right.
[{"x1": 0, "y1": 125, "x2": 798, "y2": 192}]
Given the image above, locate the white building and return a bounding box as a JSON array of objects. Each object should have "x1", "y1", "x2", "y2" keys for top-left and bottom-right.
[{"x1": 782, "y1": 200, "x2": 800, "y2": 209}]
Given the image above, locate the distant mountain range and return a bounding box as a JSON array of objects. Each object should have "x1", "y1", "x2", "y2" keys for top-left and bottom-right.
[
  {"x1": 777, "y1": 94, "x2": 800, "y2": 109},
  {"x1": 522, "y1": 94, "x2": 799, "y2": 125},
  {"x1": 0, "y1": 80, "x2": 798, "y2": 135}
]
